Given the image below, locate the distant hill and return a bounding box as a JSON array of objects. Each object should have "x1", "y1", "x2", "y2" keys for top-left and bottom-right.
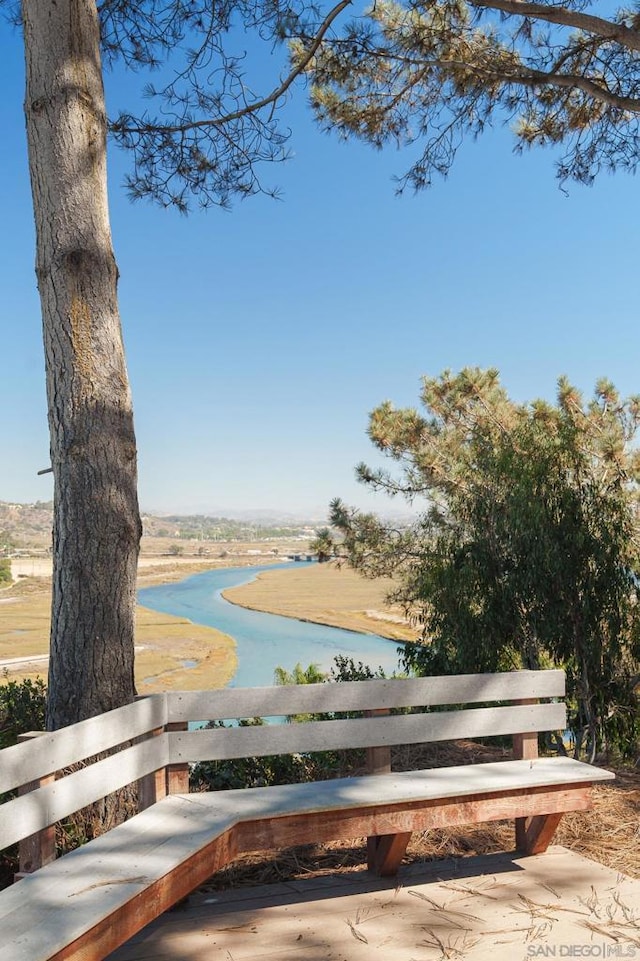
[
  {"x1": 140, "y1": 511, "x2": 318, "y2": 543},
  {"x1": 0, "y1": 501, "x2": 54, "y2": 550},
  {"x1": 0, "y1": 500, "x2": 322, "y2": 551},
  {"x1": 1, "y1": 500, "x2": 416, "y2": 553}
]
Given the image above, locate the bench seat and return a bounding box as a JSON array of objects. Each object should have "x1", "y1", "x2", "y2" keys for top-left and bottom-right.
[{"x1": 0, "y1": 756, "x2": 613, "y2": 961}]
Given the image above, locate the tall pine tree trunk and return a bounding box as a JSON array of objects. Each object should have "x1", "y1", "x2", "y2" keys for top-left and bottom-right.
[{"x1": 22, "y1": 0, "x2": 141, "y2": 729}]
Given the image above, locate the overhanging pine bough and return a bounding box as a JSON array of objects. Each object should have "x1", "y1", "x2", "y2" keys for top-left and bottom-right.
[{"x1": 303, "y1": 0, "x2": 640, "y2": 189}]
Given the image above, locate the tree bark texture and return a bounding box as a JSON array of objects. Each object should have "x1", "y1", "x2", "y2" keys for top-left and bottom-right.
[{"x1": 22, "y1": 0, "x2": 141, "y2": 729}]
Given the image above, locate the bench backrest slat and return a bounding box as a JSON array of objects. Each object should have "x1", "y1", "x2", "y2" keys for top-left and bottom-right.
[
  {"x1": 0, "y1": 694, "x2": 168, "y2": 796},
  {"x1": 170, "y1": 702, "x2": 567, "y2": 764},
  {"x1": 0, "y1": 734, "x2": 169, "y2": 850},
  {"x1": 166, "y1": 670, "x2": 565, "y2": 723}
]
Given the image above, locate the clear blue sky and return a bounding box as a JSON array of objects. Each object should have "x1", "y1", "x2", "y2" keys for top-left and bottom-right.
[{"x1": 1, "y1": 19, "x2": 638, "y2": 520}]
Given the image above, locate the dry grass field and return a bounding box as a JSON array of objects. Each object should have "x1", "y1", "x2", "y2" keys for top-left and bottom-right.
[
  {"x1": 224, "y1": 563, "x2": 418, "y2": 641},
  {"x1": 0, "y1": 566, "x2": 237, "y2": 692}
]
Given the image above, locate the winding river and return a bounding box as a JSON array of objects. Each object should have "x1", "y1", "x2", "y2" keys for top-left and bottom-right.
[{"x1": 138, "y1": 563, "x2": 403, "y2": 688}]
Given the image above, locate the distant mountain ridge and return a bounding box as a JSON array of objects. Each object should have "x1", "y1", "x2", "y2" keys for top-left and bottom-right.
[
  {"x1": 146, "y1": 506, "x2": 328, "y2": 525},
  {"x1": 0, "y1": 500, "x2": 322, "y2": 527},
  {"x1": 0, "y1": 500, "x2": 324, "y2": 549},
  {"x1": 0, "y1": 500, "x2": 416, "y2": 551}
]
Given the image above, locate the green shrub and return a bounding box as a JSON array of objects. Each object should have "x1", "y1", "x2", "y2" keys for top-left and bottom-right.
[
  {"x1": 0, "y1": 559, "x2": 11, "y2": 585},
  {"x1": 0, "y1": 675, "x2": 47, "y2": 748},
  {"x1": 191, "y1": 717, "x2": 319, "y2": 791},
  {"x1": 0, "y1": 677, "x2": 48, "y2": 888},
  {"x1": 329, "y1": 655, "x2": 388, "y2": 683}
]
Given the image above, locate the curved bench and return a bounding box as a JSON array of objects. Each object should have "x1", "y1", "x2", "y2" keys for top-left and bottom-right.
[{"x1": 0, "y1": 670, "x2": 614, "y2": 960}]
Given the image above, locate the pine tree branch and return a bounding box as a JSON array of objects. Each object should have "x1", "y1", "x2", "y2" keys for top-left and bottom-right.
[
  {"x1": 510, "y1": 66, "x2": 640, "y2": 112},
  {"x1": 469, "y1": 0, "x2": 640, "y2": 53},
  {"x1": 355, "y1": 49, "x2": 640, "y2": 116},
  {"x1": 113, "y1": 0, "x2": 352, "y2": 135},
  {"x1": 433, "y1": 58, "x2": 640, "y2": 112}
]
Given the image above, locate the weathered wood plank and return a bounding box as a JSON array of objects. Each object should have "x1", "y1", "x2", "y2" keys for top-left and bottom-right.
[
  {"x1": 513, "y1": 698, "x2": 540, "y2": 849},
  {"x1": 165, "y1": 722, "x2": 190, "y2": 795},
  {"x1": 169, "y1": 702, "x2": 567, "y2": 763},
  {"x1": 364, "y1": 707, "x2": 392, "y2": 869},
  {"x1": 0, "y1": 801, "x2": 239, "y2": 939},
  {"x1": 52, "y1": 827, "x2": 240, "y2": 961},
  {"x1": 365, "y1": 708, "x2": 392, "y2": 776},
  {"x1": 0, "y1": 796, "x2": 242, "y2": 961},
  {"x1": 206, "y1": 757, "x2": 610, "y2": 822},
  {"x1": 0, "y1": 735, "x2": 169, "y2": 850},
  {"x1": 234, "y1": 783, "x2": 594, "y2": 854},
  {"x1": 137, "y1": 727, "x2": 168, "y2": 811},
  {"x1": 0, "y1": 694, "x2": 167, "y2": 795},
  {"x1": 166, "y1": 670, "x2": 566, "y2": 722}
]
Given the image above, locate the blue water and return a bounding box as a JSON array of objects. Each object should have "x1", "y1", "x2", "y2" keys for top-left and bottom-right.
[{"x1": 138, "y1": 563, "x2": 403, "y2": 688}]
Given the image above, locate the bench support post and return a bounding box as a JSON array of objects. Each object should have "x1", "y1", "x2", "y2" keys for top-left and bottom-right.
[
  {"x1": 368, "y1": 831, "x2": 413, "y2": 876},
  {"x1": 138, "y1": 726, "x2": 168, "y2": 810},
  {"x1": 166, "y1": 721, "x2": 190, "y2": 794},
  {"x1": 15, "y1": 732, "x2": 56, "y2": 880},
  {"x1": 513, "y1": 696, "x2": 562, "y2": 853},
  {"x1": 521, "y1": 812, "x2": 564, "y2": 855},
  {"x1": 364, "y1": 708, "x2": 412, "y2": 875}
]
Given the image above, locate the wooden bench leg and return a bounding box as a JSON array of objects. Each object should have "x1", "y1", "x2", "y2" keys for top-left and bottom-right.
[
  {"x1": 515, "y1": 816, "x2": 529, "y2": 852},
  {"x1": 367, "y1": 832, "x2": 412, "y2": 877},
  {"x1": 517, "y1": 813, "x2": 564, "y2": 855}
]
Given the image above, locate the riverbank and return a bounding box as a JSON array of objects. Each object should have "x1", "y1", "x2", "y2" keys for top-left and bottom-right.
[
  {"x1": 8, "y1": 553, "x2": 283, "y2": 585},
  {"x1": 223, "y1": 563, "x2": 417, "y2": 642},
  {"x1": 0, "y1": 558, "x2": 239, "y2": 691}
]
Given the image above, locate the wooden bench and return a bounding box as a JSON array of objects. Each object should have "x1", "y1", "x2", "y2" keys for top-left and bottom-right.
[{"x1": 0, "y1": 670, "x2": 614, "y2": 960}]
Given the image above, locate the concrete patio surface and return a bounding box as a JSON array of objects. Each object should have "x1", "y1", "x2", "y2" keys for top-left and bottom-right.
[{"x1": 108, "y1": 846, "x2": 640, "y2": 960}]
